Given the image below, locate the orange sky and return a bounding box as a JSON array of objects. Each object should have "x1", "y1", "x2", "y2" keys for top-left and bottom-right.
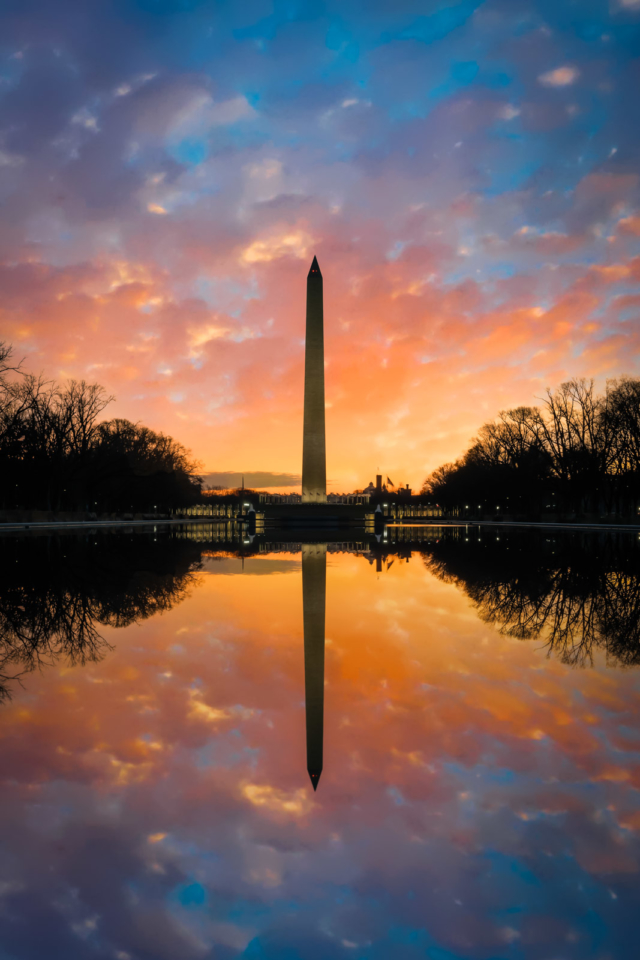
[
  {"x1": 2, "y1": 2, "x2": 640, "y2": 490},
  {"x1": 5, "y1": 235, "x2": 640, "y2": 491}
]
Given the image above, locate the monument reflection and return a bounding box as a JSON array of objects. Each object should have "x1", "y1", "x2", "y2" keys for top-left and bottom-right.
[{"x1": 302, "y1": 543, "x2": 326, "y2": 789}]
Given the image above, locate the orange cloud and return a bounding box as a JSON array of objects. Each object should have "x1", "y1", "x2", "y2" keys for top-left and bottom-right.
[
  {"x1": 1, "y1": 202, "x2": 639, "y2": 492},
  {"x1": 618, "y1": 215, "x2": 640, "y2": 236}
]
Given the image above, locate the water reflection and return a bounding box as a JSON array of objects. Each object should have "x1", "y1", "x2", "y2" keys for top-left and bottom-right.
[
  {"x1": 422, "y1": 528, "x2": 640, "y2": 667},
  {"x1": 0, "y1": 533, "x2": 200, "y2": 701},
  {"x1": 3, "y1": 525, "x2": 640, "y2": 713},
  {"x1": 2, "y1": 531, "x2": 333, "y2": 790},
  {"x1": 1, "y1": 526, "x2": 640, "y2": 958},
  {"x1": 302, "y1": 543, "x2": 326, "y2": 789}
]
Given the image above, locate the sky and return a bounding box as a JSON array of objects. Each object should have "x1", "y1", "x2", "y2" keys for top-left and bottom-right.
[
  {"x1": 2, "y1": 541, "x2": 640, "y2": 958},
  {"x1": 1, "y1": 0, "x2": 640, "y2": 491}
]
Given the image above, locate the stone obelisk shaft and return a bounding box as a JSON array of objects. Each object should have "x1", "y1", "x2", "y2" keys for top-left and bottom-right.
[
  {"x1": 303, "y1": 543, "x2": 326, "y2": 789},
  {"x1": 302, "y1": 257, "x2": 326, "y2": 503}
]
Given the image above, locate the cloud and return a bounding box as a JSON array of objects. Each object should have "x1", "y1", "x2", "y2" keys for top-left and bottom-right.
[
  {"x1": 240, "y1": 228, "x2": 315, "y2": 264},
  {"x1": 203, "y1": 472, "x2": 302, "y2": 489},
  {"x1": 242, "y1": 783, "x2": 313, "y2": 817},
  {"x1": 618, "y1": 215, "x2": 640, "y2": 236},
  {"x1": 187, "y1": 690, "x2": 230, "y2": 724},
  {"x1": 186, "y1": 322, "x2": 231, "y2": 357},
  {"x1": 0, "y1": 0, "x2": 638, "y2": 494},
  {"x1": 166, "y1": 92, "x2": 255, "y2": 142},
  {"x1": 538, "y1": 66, "x2": 580, "y2": 87},
  {"x1": 513, "y1": 226, "x2": 586, "y2": 255},
  {"x1": 497, "y1": 104, "x2": 520, "y2": 121}
]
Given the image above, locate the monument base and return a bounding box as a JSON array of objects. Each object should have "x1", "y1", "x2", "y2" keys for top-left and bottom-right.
[{"x1": 262, "y1": 503, "x2": 372, "y2": 527}]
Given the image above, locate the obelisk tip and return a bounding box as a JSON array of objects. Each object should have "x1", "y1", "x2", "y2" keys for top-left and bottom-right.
[
  {"x1": 308, "y1": 770, "x2": 322, "y2": 791},
  {"x1": 308, "y1": 256, "x2": 322, "y2": 278}
]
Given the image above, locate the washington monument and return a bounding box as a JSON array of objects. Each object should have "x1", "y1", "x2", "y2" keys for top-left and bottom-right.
[{"x1": 302, "y1": 256, "x2": 326, "y2": 503}]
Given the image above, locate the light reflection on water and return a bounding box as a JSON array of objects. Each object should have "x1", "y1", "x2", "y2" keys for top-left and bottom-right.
[{"x1": 0, "y1": 526, "x2": 639, "y2": 959}]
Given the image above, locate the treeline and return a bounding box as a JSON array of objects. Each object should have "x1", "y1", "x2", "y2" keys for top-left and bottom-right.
[
  {"x1": 0, "y1": 342, "x2": 202, "y2": 513},
  {"x1": 423, "y1": 378, "x2": 640, "y2": 518}
]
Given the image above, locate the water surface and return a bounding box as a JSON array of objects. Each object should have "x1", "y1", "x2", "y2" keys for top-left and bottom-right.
[{"x1": 1, "y1": 526, "x2": 639, "y2": 959}]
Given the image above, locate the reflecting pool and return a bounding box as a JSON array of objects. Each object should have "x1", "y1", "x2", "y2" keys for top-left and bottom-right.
[{"x1": 1, "y1": 525, "x2": 640, "y2": 959}]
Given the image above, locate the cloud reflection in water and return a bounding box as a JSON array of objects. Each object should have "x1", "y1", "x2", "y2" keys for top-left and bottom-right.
[{"x1": 0, "y1": 527, "x2": 638, "y2": 958}]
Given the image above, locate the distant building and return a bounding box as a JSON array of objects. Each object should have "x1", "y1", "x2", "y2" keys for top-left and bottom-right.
[
  {"x1": 362, "y1": 475, "x2": 388, "y2": 496},
  {"x1": 258, "y1": 492, "x2": 302, "y2": 504},
  {"x1": 361, "y1": 476, "x2": 412, "y2": 498}
]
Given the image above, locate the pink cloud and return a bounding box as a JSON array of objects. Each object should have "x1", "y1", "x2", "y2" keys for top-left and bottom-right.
[{"x1": 538, "y1": 66, "x2": 580, "y2": 87}]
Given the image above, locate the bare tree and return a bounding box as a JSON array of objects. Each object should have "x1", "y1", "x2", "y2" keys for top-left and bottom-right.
[{"x1": 422, "y1": 377, "x2": 640, "y2": 519}]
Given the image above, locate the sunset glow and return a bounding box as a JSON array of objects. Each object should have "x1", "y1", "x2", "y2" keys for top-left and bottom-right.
[{"x1": 2, "y1": 2, "x2": 640, "y2": 489}]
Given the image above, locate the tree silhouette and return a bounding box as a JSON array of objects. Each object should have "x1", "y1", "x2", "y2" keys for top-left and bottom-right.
[
  {"x1": 423, "y1": 377, "x2": 640, "y2": 518},
  {"x1": 0, "y1": 533, "x2": 203, "y2": 701},
  {"x1": 422, "y1": 529, "x2": 640, "y2": 667},
  {"x1": 0, "y1": 340, "x2": 202, "y2": 513}
]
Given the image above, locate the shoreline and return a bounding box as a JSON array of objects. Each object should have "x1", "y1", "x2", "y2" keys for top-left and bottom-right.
[
  {"x1": 388, "y1": 519, "x2": 640, "y2": 532},
  {"x1": 0, "y1": 517, "x2": 639, "y2": 534},
  {"x1": 0, "y1": 517, "x2": 234, "y2": 533}
]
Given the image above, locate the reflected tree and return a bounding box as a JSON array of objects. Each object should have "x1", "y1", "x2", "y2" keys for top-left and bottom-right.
[
  {"x1": 422, "y1": 530, "x2": 640, "y2": 667},
  {"x1": 0, "y1": 533, "x2": 203, "y2": 701}
]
